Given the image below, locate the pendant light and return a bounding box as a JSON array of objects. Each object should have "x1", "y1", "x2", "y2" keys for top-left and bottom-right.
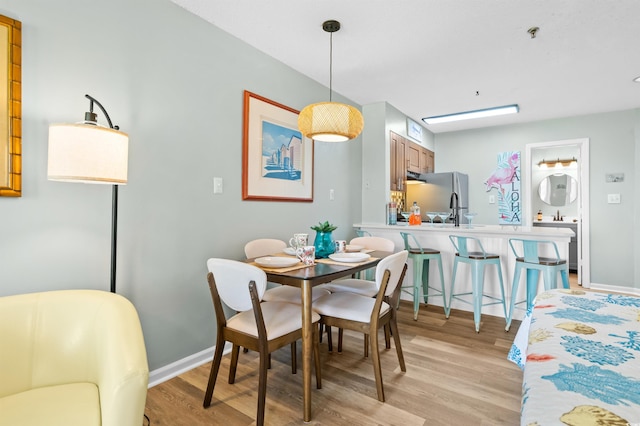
[{"x1": 298, "y1": 20, "x2": 364, "y2": 142}]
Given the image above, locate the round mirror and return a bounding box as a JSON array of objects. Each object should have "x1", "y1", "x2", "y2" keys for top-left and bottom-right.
[{"x1": 538, "y1": 174, "x2": 578, "y2": 206}]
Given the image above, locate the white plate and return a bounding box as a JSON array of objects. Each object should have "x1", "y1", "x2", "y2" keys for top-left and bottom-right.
[
  {"x1": 254, "y1": 256, "x2": 300, "y2": 268},
  {"x1": 345, "y1": 244, "x2": 363, "y2": 252},
  {"x1": 283, "y1": 247, "x2": 297, "y2": 256},
  {"x1": 328, "y1": 252, "x2": 371, "y2": 263}
]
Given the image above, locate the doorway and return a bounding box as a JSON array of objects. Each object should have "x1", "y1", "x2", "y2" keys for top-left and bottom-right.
[{"x1": 524, "y1": 138, "x2": 590, "y2": 288}]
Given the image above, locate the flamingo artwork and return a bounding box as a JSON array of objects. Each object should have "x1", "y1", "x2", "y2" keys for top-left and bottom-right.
[{"x1": 486, "y1": 151, "x2": 522, "y2": 225}]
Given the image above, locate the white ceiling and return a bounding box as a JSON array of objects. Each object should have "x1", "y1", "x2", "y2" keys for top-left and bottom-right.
[{"x1": 170, "y1": 0, "x2": 640, "y2": 133}]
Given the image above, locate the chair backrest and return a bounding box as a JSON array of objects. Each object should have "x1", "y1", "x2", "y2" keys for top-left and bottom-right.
[
  {"x1": 508, "y1": 238, "x2": 563, "y2": 263},
  {"x1": 206, "y1": 258, "x2": 267, "y2": 312},
  {"x1": 400, "y1": 231, "x2": 430, "y2": 253},
  {"x1": 375, "y1": 250, "x2": 409, "y2": 297},
  {"x1": 244, "y1": 238, "x2": 287, "y2": 259},
  {"x1": 449, "y1": 235, "x2": 489, "y2": 258},
  {"x1": 350, "y1": 236, "x2": 395, "y2": 252},
  {"x1": 355, "y1": 229, "x2": 372, "y2": 237}
]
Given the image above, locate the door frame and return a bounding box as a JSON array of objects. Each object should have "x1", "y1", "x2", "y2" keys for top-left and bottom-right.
[{"x1": 524, "y1": 138, "x2": 590, "y2": 288}]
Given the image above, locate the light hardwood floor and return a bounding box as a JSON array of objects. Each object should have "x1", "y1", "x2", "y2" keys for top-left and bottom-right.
[{"x1": 144, "y1": 274, "x2": 580, "y2": 425}]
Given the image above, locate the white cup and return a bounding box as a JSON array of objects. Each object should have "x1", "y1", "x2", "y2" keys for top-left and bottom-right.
[
  {"x1": 289, "y1": 233, "x2": 308, "y2": 249},
  {"x1": 296, "y1": 245, "x2": 315, "y2": 266}
]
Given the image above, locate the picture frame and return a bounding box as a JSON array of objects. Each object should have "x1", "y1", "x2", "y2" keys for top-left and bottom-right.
[
  {"x1": 242, "y1": 90, "x2": 314, "y2": 202},
  {"x1": 406, "y1": 118, "x2": 422, "y2": 142},
  {"x1": 0, "y1": 15, "x2": 21, "y2": 197}
]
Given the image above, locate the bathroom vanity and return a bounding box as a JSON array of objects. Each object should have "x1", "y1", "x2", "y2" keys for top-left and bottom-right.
[{"x1": 532, "y1": 221, "x2": 578, "y2": 272}]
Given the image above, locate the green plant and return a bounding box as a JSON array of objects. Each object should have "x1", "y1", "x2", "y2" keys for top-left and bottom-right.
[{"x1": 310, "y1": 220, "x2": 337, "y2": 233}]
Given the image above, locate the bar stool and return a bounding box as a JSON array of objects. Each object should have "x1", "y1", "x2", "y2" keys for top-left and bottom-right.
[
  {"x1": 399, "y1": 232, "x2": 448, "y2": 320},
  {"x1": 448, "y1": 235, "x2": 507, "y2": 332},
  {"x1": 505, "y1": 238, "x2": 570, "y2": 331}
]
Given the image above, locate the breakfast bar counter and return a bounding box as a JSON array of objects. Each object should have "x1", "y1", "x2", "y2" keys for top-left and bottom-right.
[{"x1": 353, "y1": 223, "x2": 575, "y2": 322}]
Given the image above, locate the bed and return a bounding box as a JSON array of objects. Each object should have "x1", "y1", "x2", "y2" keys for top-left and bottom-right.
[{"x1": 508, "y1": 288, "x2": 640, "y2": 425}]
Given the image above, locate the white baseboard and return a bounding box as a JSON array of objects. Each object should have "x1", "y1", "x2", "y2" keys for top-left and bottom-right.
[
  {"x1": 148, "y1": 342, "x2": 231, "y2": 388},
  {"x1": 589, "y1": 282, "x2": 640, "y2": 296}
]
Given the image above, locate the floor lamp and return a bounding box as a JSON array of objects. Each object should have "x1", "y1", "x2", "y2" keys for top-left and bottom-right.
[{"x1": 48, "y1": 94, "x2": 129, "y2": 293}]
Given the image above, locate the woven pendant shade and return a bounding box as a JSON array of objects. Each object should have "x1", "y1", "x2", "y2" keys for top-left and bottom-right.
[{"x1": 298, "y1": 101, "x2": 364, "y2": 142}]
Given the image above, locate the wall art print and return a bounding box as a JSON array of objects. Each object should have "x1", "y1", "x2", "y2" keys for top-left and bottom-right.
[
  {"x1": 242, "y1": 91, "x2": 314, "y2": 202},
  {"x1": 485, "y1": 151, "x2": 521, "y2": 225}
]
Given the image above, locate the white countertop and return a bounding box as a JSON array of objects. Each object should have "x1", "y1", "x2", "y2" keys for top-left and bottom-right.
[{"x1": 354, "y1": 222, "x2": 575, "y2": 239}]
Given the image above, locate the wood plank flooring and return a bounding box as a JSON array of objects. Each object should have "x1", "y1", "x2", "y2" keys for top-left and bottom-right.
[{"x1": 144, "y1": 301, "x2": 528, "y2": 425}]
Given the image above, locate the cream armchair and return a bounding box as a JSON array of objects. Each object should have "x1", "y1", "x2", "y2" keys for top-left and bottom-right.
[{"x1": 0, "y1": 289, "x2": 149, "y2": 426}]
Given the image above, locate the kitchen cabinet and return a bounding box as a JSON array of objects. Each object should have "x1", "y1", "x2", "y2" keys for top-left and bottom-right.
[
  {"x1": 532, "y1": 222, "x2": 578, "y2": 272},
  {"x1": 390, "y1": 131, "x2": 434, "y2": 190}
]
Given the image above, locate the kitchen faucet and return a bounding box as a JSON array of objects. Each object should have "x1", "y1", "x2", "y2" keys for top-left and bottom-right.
[{"x1": 449, "y1": 192, "x2": 467, "y2": 227}]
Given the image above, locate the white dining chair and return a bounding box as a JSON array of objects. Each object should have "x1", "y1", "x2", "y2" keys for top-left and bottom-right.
[
  {"x1": 203, "y1": 258, "x2": 322, "y2": 426},
  {"x1": 312, "y1": 250, "x2": 409, "y2": 402},
  {"x1": 244, "y1": 238, "x2": 330, "y2": 304}
]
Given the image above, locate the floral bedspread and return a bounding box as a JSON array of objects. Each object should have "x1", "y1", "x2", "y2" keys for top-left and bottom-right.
[{"x1": 507, "y1": 288, "x2": 640, "y2": 426}]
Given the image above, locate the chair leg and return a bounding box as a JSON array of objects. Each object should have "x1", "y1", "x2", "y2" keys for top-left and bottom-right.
[
  {"x1": 390, "y1": 318, "x2": 406, "y2": 372},
  {"x1": 338, "y1": 328, "x2": 344, "y2": 353},
  {"x1": 256, "y1": 349, "x2": 269, "y2": 426},
  {"x1": 449, "y1": 258, "x2": 459, "y2": 310},
  {"x1": 471, "y1": 262, "x2": 485, "y2": 333},
  {"x1": 506, "y1": 264, "x2": 522, "y2": 331},
  {"x1": 421, "y1": 258, "x2": 430, "y2": 305},
  {"x1": 384, "y1": 324, "x2": 391, "y2": 349},
  {"x1": 229, "y1": 344, "x2": 240, "y2": 384},
  {"x1": 290, "y1": 342, "x2": 297, "y2": 374},
  {"x1": 203, "y1": 336, "x2": 225, "y2": 408},
  {"x1": 526, "y1": 269, "x2": 540, "y2": 310},
  {"x1": 364, "y1": 334, "x2": 369, "y2": 358},
  {"x1": 560, "y1": 267, "x2": 570, "y2": 289},
  {"x1": 412, "y1": 257, "x2": 423, "y2": 320},
  {"x1": 313, "y1": 325, "x2": 322, "y2": 389},
  {"x1": 326, "y1": 325, "x2": 333, "y2": 352},
  {"x1": 436, "y1": 255, "x2": 449, "y2": 318},
  {"x1": 369, "y1": 328, "x2": 385, "y2": 402}
]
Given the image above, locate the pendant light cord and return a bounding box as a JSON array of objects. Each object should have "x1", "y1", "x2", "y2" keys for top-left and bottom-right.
[{"x1": 329, "y1": 31, "x2": 333, "y2": 102}]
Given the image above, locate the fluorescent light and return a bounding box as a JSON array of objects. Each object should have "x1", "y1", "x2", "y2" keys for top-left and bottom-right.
[{"x1": 422, "y1": 104, "x2": 519, "y2": 125}]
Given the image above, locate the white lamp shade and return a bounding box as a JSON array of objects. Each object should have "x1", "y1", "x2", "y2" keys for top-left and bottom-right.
[
  {"x1": 298, "y1": 101, "x2": 364, "y2": 142},
  {"x1": 48, "y1": 123, "x2": 129, "y2": 184}
]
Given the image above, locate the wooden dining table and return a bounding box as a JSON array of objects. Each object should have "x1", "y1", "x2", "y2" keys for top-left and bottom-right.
[{"x1": 249, "y1": 250, "x2": 391, "y2": 422}]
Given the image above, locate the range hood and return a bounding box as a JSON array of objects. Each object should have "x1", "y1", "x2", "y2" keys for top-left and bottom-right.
[{"x1": 406, "y1": 170, "x2": 426, "y2": 183}]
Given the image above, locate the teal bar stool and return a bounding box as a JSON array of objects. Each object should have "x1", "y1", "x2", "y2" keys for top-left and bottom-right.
[
  {"x1": 505, "y1": 238, "x2": 570, "y2": 331},
  {"x1": 399, "y1": 232, "x2": 449, "y2": 320},
  {"x1": 448, "y1": 235, "x2": 507, "y2": 333},
  {"x1": 355, "y1": 229, "x2": 372, "y2": 237}
]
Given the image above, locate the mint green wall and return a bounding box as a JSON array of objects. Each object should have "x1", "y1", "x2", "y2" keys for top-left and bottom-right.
[
  {"x1": 0, "y1": 0, "x2": 363, "y2": 370},
  {"x1": 435, "y1": 110, "x2": 639, "y2": 289}
]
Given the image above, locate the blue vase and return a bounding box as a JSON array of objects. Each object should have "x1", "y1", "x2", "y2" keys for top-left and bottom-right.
[{"x1": 313, "y1": 231, "x2": 335, "y2": 259}]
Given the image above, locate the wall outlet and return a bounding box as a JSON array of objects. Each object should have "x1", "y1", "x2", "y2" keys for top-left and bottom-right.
[
  {"x1": 213, "y1": 177, "x2": 223, "y2": 194},
  {"x1": 607, "y1": 193, "x2": 621, "y2": 204},
  {"x1": 329, "y1": 189, "x2": 335, "y2": 200}
]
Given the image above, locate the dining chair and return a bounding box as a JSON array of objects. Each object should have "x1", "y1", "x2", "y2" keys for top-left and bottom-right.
[
  {"x1": 505, "y1": 238, "x2": 570, "y2": 331},
  {"x1": 203, "y1": 258, "x2": 322, "y2": 426},
  {"x1": 244, "y1": 238, "x2": 330, "y2": 304},
  {"x1": 448, "y1": 235, "x2": 507, "y2": 333},
  {"x1": 318, "y1": 236, "x2": 395, "y2": 294},
  {"x1": 399, "y1": 231, "x2": 448, "y2": 320},
  {"x1": 312, "y1": 250, "x2": 409, "y2": 402}
]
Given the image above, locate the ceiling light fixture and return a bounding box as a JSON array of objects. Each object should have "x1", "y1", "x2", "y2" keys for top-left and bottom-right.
[
  {"x1": 634, "y1": 76, "x2": 640, "y2": 83},
  {"x1": 538, "y1": 157, "x2": 578, "y2": 169},
  {"x1": 298, "y1": 20, "x2": 364, "y2": 142},
  {"x1": 422, "y1": 104, "x2": 519, "y2": 125}
]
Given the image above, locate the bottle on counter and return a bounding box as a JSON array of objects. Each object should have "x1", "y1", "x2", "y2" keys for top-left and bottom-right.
[
  {"x1": 537, "y1": 210, "x2": 543, "y2": 221},
  {"x1": 409, "y1": 201, "x2": 422, "y2": 225},
  {"x1": 387, "y1": 202, "x2": 397, "y2": 225}
]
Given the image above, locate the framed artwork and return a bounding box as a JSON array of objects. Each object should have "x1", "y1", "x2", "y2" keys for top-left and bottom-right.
[
  {"x1": 406, "y1": 118, "x2": 422, "y2": 142},
  {"x1": 0, "y1": 15, "x2": 21, "y2": 197},
  {"x1": 242, "y1": 90, "x2": 314, "y2": 202}
]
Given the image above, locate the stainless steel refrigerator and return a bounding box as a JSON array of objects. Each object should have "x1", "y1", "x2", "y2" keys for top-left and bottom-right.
[{"x1": 405, "y1": 172, "x2": 469, "y2": 224}]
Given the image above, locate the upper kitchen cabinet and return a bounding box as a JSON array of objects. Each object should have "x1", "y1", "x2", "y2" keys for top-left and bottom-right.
[{"x1": 390, "y1": 131, "x2": 434, "y2": 191}]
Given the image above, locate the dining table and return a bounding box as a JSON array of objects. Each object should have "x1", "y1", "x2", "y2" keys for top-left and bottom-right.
[{"x1": 247, "y1": 249, "x2": 391, "y2": 422}]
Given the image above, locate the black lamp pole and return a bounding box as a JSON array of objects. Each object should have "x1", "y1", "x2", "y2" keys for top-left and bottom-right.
[{"x1": 84, "y1": 94, "x2": 121, "y2": 294}]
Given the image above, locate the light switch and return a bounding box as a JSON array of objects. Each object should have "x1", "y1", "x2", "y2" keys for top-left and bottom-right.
[
  {"x1": 488, "y1": 194, "x2": 496, "y2": 204},
  {"x1": 607, "y1": 193, "x2": 620, "y2": 204},
  {"x1": 329, "y1": 189, "x2": 335, "y2": 200},
  {"x1": 213, "y1": 177, "x2": 223, "y2": 194}
]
